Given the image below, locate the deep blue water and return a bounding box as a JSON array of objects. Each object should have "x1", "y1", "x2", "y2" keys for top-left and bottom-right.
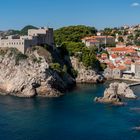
[{"x1": 0, "y1": 83, "x2": 140, "y2": 140}]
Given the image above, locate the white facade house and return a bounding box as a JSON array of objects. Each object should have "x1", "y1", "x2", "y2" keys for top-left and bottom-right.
[
  {"x1": 82, "y1": 39, "x2": 100, "y2": 47},
  {"x1": 82, "y1": 36, "x2": 115, "y2": 47},
  {"x1": 0, "y1": 27, "x2": 54, "y2": 54}
]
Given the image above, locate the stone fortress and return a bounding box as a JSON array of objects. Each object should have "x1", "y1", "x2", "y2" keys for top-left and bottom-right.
[{"x1": 0, "y1": 27, "x2": 54, "y2": 54}]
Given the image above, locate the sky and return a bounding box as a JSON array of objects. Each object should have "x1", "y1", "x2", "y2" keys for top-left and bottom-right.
[{"x1": 0, "y1": 0, "x2": 140, "y2": 30}]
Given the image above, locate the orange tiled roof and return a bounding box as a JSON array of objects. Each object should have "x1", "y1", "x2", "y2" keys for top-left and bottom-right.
[
  {"x1": 124, "y1": 60, "x2": 132, "y2": 65},
  {"x1": 115, "y1": 60, "x2": 121, "y2": 63},
  {"x1": 110, "y1": 47, "x2": 135, "y2": 53},
  {"x1": 108, "y1": 62, "x2": 116, "y2": 69},
  {"x1": 126, "y1": 49, "x2": 136, "y2": 53},
  {"x1": 111, "y1": 54, "x2": 118, "y2": 58},
  {"x1": 95, "y1": 36, "x2": 114, "y2": 39},
  {"x1": 88, "y1": 39, "x2": 100, "y2": 43},
  {"x1": 117, "y1": 65, "x2": 126, "y2": 70},
  {"x1": 82, "y1": 35, "x2": 114, "y2": 40}
]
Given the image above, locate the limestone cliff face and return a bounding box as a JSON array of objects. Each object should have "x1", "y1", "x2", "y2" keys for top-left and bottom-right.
[
  {"x1": 70, "y1": 57, "x2": 104, "y2": 83},
  {"x1": 0, "y1": 47, "x2": 75, "y2": 97}
]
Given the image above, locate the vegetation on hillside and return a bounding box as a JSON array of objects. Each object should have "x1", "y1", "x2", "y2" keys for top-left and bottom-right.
[
  {"x1": 102, "y1": 27, "x2": 140, "y2": 46},
  {"x1": 54, "y1": 25, "x2": 97, "y2": 45},
  {"x1": 54, "y1": 25, "x2": 103, "y2": 70}
]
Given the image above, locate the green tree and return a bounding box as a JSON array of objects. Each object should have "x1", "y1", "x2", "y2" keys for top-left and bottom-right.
[
  {"x1": 54, "y1": 25, "x2": 97, "y2": 45},
  {"x1": 20, "y1": 25, "x2": 38, "y2": 35},
  {"x1": 118, "y1": 36, "x2": 124, "y2": 42}
]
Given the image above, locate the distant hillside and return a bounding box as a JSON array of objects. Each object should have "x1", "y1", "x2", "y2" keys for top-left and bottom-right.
[
  {"x1": 20, "y1": 25, "x2": 38, "y2": 35},
  {"x1": 0, "y1": 25, "x2": 38, "y2": 36},
  {"x1": 100, "y1": 24, "x2": 140, "y2": 46}
]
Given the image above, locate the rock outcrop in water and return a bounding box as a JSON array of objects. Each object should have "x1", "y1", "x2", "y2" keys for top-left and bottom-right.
[
  {"x1": 0, "y1": 47, "x2": 75, "y2": 97},
  {"x1": 71, "y1": 57, "x2": 105, "y2": 83},
  {"x1": 94, "y1": 82, "x2": 136, "y2": 105}
]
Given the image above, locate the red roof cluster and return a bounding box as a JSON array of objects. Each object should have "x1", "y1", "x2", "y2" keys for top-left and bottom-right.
[
  {"x1": 82, "y1": 35, "x2": 114, "y2": 41},
  {"x1": 124, "y1": 60, "x2": 132, "y2": 65},
  {"x1": 109, "y1": 47, "x2": 136, "y2": 53},
  {"x1": 116, "y1": 65, "x2": 126, "y2": 70}
]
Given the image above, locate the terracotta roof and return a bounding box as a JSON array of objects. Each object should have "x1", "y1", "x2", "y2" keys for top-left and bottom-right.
[
  {"x1": 82, "y1": 35, "x2": 114, "y2": 40},
  {"x1": 108, "y1": 63, "x2": 116, "y2": 69},
  {"x1": 124, "y1": 60, "x2": 132, "y2": 65},
  {"x1": 117, "y1": 65, "x2": 126, "y2": 70},
  {"x1": 111, "y1": 54, "x2": 118, "y2": 58},
  {"x1": 115, "y1": 60, "x2": 121, "y2": 63},
  {"x1": 95, "y1": 36, "x2": 114, "y2": 39},
  {"x1": 110, "y1": 47, "x2": 135, "y2": 53},
  {"x1": 88, "y1": 39, "x2": 100, "y2": 43},
  {"x1": 126, "y1": 49, "x2": 136, "y2": 53}
]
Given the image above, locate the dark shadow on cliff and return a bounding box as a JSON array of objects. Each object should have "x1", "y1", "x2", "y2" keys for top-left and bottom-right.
[{"x1": 37, "y1": 44, "x2": 76, "y2": 92}]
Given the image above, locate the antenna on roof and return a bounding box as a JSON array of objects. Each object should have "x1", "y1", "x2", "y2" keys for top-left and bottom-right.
[{"x1": 47, "y1": 22, "x2": 50, "y2": 28}]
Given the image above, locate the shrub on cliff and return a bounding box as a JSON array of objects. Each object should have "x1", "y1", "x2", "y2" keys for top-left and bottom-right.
[
  {"x1": 15, "y1": 52, "x2": 28, "y2": 65},
  {"x1": 0, "y1": 49, "x2": 7, "y2": 56},
  {"x1": 59, "y1": 42, "x2": 100, "y2": 69},
  {"x1": 50, "y1": 63, "x2": 63, "y2": 73},
  {"x1": 60, "y1": 42, "x2": 84, "y2": 56},
  {"x1": 70, "y1": 68, "x2": 78, "y2": 78}
]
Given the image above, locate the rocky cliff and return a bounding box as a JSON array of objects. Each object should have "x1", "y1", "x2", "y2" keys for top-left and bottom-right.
[
  {"x1": 0, "y1": 47, "x2": 75, "y2": 97},
  {"x1": 94, "y1": 82, "x2": 136, "y2": 105},
  {"x1": 71, "y1": 57, "x2": 104, "y2": 83},
  {"x1": 0, "y1": 45, "x2": 105, "y2": 98}
]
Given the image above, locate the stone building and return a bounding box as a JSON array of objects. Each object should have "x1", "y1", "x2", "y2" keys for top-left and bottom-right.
[
  {"x1": 82, "y1": 36, "x2": 115, "y2": 47},
  {"x1": 131, "y1": 62, "x2": 140, "y2": 78},
  {"x1": 0, "y1": 27, "x2": 54, "y2": 54},
  {"x1": 112, "y1": 68, "x2": 123, "y2": 78}
]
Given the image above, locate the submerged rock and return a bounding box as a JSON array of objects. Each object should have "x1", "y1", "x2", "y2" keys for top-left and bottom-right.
[
  {"x1": 132, "y1": 127, "x2": 140, "y2": 131},
  {"x1": 130, "y1": 107, "x2": 140, "y2": 111},
  {"x1": 94, "y1": 82, "x2": 136, "y2": 105}
]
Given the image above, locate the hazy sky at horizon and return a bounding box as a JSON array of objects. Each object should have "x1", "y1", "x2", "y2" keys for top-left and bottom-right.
[{"x1": 0, "y1": 0, "x2": 140, "y2": 30}]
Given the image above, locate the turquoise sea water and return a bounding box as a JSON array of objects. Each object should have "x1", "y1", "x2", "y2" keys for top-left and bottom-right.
[{"x1": 0, "y1": 83, "x2": 140, "y2": 140}]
